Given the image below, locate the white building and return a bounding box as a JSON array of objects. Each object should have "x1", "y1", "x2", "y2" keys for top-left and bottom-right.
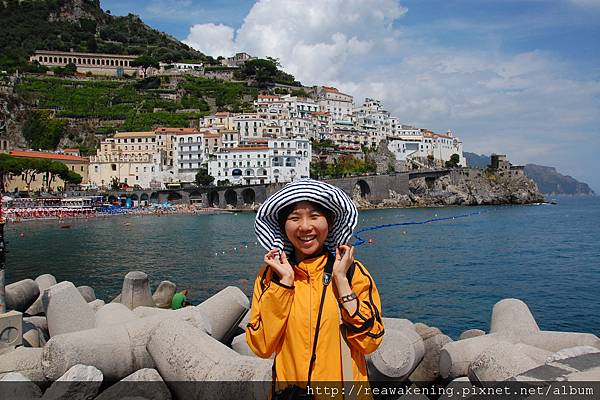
[
  {"x1": 89, "y1": 131, "x2": 163, "y2": 189},
  {"x1": 234, "y1": 113, "x2": 265, "y2": 139},
  {"x1": 208, "y1": 138, "x2": 311, "y2": 185},
  {"x1": 317, "y1": 86, "x2": 354, "y2": 122},
  {"x1": 160, "y1": 62, "x2": 203, "y2": 72},
  {"x1": 388, "y1": 130, "x2": 466, "y2": 168},
  {"x1": 282, "y1": 94, "x2": 320, "y2": 119},
  {"x1": 174, "y1": 130, "x2": 206, "y2": 182}
]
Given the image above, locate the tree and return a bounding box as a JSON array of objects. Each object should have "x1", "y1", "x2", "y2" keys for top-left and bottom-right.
[
  {"x1": 445, "y1": 153, "x2": 461, "y2": 168},
  {"x1": 110, "y1": 177, "x2": 120, "y2": 190},
  {"x1": 63, "y1": 62, "x2": 77, "y2": 76},
  {"x1": 37, "y1": 160, "x2": 69, "y2": 192},
  {"x1": 195, "y1": 168, "x2": 214, "y2": 186},
  {"x1": 131, "y1": 55, "x2": 159, "y2": 77},
  {"x1": 0, "y1": 154, "x2": 24, "y2": 192},
  {"x1": 60, "y1": 170, "x2": 82, "y2": 189},
  {"x1": 19, "y1": 158, "x2": 44, "y2": 192}
]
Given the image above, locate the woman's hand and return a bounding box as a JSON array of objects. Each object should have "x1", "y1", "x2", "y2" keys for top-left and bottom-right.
[
  {"x1": 333, "y1": 245, "x2": 354, "y2": 280},
  {"x1": 264, "y1": 249, "x2": 295, "y2": 287},
  {"x1": 333, "y1": 245, "x2": 357, "y2": 315}
]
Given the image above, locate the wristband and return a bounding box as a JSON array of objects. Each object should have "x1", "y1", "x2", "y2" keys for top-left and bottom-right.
[{"x1": 339, "y1": 292, "x2": 357, "y2": 304}]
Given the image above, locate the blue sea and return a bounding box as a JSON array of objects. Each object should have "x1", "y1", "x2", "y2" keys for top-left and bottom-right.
[{"x1": 6, "y1": 196, "x2": 600, "y2": 339}]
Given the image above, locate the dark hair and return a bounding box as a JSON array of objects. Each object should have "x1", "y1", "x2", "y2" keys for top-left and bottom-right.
[{"x1": 277, "y1": 201, "x2": 334, "y2": 234}]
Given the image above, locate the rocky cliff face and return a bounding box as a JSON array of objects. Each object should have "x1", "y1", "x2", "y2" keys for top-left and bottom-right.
[{"x1": 360, "y1": 168, "x2": 545, "y2": 209}]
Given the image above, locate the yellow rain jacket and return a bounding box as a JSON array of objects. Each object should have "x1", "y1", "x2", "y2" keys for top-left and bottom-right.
[{"x1": 246, "y1": 253, "x2": 384, "y2": 398}]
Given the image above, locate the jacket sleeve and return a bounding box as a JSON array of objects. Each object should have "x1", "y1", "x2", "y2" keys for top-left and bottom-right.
[
  {"x1": 340, "y1": 261, "x2": 384, "y2": 355},
  {"x1": 245, "y1": 266, "x2": 295, "y2": 358}
]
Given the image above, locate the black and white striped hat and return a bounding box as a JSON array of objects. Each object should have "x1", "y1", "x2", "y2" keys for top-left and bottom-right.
[{"x1": 255, "y1": 179, "x2": 358, "y2": 254}]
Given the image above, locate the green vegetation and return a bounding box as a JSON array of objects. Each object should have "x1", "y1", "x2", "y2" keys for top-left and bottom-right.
[
  {"x1": 0, "y1": 0, "x2": 211, "y2": 72},
  {"x1": 445, "y1": 153, "x2": 461, "y2": 168},
  {"x1": 310, "y1": 156, "x2": 376, "y2": 179},
  {"x1": 130, "y1": 55, "x2": 159, "y2": 76},
  {"x1": 0, "y1": 153, "x2": 82, "y2": 192},
  {"x1": 234, "y1": 58, "x2": 300, "y2": 88},
  {"x1": 195, "y1": 168, "x2": 214, "y2": 186},
  {"x1": 181, "y1": 76, "x2": 258, "y2": 112},
  {"x1": 22, "y1": 111, "x2": 67, "y2": 150}
]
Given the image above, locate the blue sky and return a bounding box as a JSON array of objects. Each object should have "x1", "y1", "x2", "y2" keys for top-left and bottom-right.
[{"x1": 101, "y1": 0, "x2": 600, "y2": 192}]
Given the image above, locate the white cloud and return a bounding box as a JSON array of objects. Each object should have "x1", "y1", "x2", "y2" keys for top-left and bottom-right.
[
  {"x1": 183, "y1": 23, "x2": 236, "y2": 57},
  {"x1": 183, "y1": 0, "x2": 600, "y2": 190}
]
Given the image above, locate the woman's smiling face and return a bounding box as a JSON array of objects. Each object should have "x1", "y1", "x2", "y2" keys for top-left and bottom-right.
[{"x1": 284, "y1": 201, "x2": 330, "y2": 261}]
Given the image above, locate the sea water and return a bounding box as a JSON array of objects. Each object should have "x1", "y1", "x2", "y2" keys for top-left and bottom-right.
[{"x1": 6, "y1": 196, "x2": 599, "y2": 339}]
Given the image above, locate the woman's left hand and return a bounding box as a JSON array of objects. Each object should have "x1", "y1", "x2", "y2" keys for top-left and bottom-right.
[{"x1": 332, "y1": 244, "x2": 354, "y2": 280}]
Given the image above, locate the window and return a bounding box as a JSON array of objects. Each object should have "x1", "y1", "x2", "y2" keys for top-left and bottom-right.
[{"x1": 111, "y1": 164, "x2": 117, "y2": 171}]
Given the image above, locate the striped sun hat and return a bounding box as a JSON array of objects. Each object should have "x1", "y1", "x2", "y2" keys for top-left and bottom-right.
[{"x1": 255, "y1": 179, "x2": 359, "y2": 254}]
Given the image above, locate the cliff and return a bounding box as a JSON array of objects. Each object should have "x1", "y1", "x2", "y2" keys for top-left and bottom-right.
[
  {"x1": 464, "y1": 152, "x2": 594, "y2": 196},
  {"x1": 355, "y1": 168, "x2": 545, "y2": 209},
  {"x1": 523, "y1": 164, "x2": 595, "y2": 196}
]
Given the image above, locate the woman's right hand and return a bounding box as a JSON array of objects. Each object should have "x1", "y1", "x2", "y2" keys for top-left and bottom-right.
[{"x1": 264, "y1": 249, "x2": 295, "y2": 287}]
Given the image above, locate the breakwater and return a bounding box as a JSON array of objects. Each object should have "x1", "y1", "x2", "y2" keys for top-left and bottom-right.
[{"x1": 1, "y1": 271, "x2": 599, "y2": 399}]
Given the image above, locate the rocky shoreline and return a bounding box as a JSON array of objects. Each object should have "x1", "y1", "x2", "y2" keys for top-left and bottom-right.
[
  {"x1": 355, "y1": 169, "x2": 545, "y2": 209},
  {"x1": 1, "y1": 272, "x2": 599, "y2": 399}
]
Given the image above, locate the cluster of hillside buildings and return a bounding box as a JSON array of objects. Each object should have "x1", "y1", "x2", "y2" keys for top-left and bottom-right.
[
  {"x1": 28, "y1": 50, "x2": 255, "y2": 80},
  {"x1": 12, "y1": 51, "x2": 466, "y2": 192}
]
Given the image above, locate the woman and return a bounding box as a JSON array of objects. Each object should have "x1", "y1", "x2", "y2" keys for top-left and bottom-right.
[{"x1": 246, "y1": 179, "x2": 384, "y2": 399}]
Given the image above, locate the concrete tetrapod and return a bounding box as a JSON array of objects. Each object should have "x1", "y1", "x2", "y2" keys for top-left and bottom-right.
[
  {"x1": 230, "y1": 332, "x2": 270, "y2": 358},
  {"x1": 6, "y1": 279, "x2": 40, "y2": 313},
  {"x1": 95, "y1": 368, "x2": 172, "y2": 400},
  {"x1": 408, "y1": 333, "x2": 453, "y2": 384},
  {"x1": 195, "y1": 286, "x2": 250, "y2": 343},
  {"x1": 0, "y1": 372, "x2": 43, "y2": 399},
  {"x1": 439, "y1": 298, "x2": 600, "y2": 380},
  {"x1": 467, "y1": 342, "x2": 547, "y2": 385},
  {"x1": 518, "y1": 331, "x2": 600, "y2": 353},
  {"x1": 546, "y1": 345, "x2": 600, "y2": 363},
  {"x1": 0, "y1": 347, "x2": 46, "y2": 383},
  {"x1": 42, "y1": 364, "x2": 103, "y2": 400},
  {"x1": 76, "y1": 286, "x2": 96, "y2": 303},
  {"x1": 42, "y1": 281, "x2": 96, "y2": 338},
  {"x1": 439, "y1": 333, "x2": 518, "y2": 379},
  {"x1": 25, "y1": 274, "x2": 57, "y2": 316},
  {"x1": 88, "y1": 299, "x2": 105, "y2": 313},
  {"x1": 459, "y1": 329, "x2": 486, "y2": 341},
  {"x1": 413, "y1": 322, "x2": 442, "y2": 341},
  {"x1": 133, "y1": 306, "x2": 172, "y2": 318},
  {"x1": 120, "y1": 271, "x2": 156, "y2": 310},
  {"x1": 367, "y1": 329, "x2": 422, "y2": 382},
  {"x1": 147, "y1": 317, "x2": 271, "y2": 400},
  {"x1": 490, "y1": 298, "x2": 540, "y2": 336},
  {"x1": 42, "y1": 304, "x2": 211, "y2": 381},
  {"x1": 95, "y1": 303, "x2": 140, "y2": 327},
  {"x1": 152, "y1": 281, "x2": 176, "y2": 309}
]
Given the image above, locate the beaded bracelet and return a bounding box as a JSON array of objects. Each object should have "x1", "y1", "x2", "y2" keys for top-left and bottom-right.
[{"x1": 339, "y1": 292, "x2": 357, "y2": 304}]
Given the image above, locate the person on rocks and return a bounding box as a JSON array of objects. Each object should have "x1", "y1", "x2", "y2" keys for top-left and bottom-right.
[
  {"x1": 247, "y1": 179, "x2": 384, "y2": 399},
  {"x1": 171, "y1": 289, "x2": 191, "y2": 310}
]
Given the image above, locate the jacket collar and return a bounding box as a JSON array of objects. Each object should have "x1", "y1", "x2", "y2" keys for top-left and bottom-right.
[{"x1": 292, "y1": 251, "x2": 329, "y2": 279}]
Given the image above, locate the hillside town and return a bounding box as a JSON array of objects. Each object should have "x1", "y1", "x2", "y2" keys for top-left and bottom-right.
[{"x1": 0, "y1": 50, "x2": 466, "y2": 193}]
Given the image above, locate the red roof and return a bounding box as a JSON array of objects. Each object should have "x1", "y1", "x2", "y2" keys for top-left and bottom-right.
[
  {"x1": 322, "y1": 86, "x2": 339, "y2": 93},
  {"x1": 215, "y1": 112, "x2": 230, "y2": 116},
  {"x1": 10, "y1": 150, "x2": 87, "y2": 162},
  {"x1": 155, "y1": 127, "x2": 199, "y2": 135}
]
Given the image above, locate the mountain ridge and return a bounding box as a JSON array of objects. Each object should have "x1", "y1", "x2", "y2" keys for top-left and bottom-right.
[
  {"x1": 0, "y1": 0, "x2": 213, "y2": 72},
  {"x1": 464, "y1": 152, "x2": 595, "y2": 196}
]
